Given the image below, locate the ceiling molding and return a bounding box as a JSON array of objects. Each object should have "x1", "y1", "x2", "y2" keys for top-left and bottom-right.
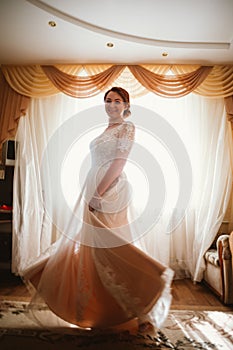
[{"x1": 26, "y1": 0, "x2": 230, "y2": 50}]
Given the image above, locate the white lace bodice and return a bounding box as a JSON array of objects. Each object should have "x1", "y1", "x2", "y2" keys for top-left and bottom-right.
[{"x1": 90, "y1": 122, "x2": 135, "y2": 169}]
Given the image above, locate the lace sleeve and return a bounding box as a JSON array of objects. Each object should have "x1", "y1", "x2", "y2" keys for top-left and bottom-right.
[{"x1": 116, "y1": 122, "x2": 135, "y2": 154}]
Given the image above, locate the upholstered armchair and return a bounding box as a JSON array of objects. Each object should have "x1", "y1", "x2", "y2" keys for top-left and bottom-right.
[{"x1": 203, "y1": 231, "x2": 233, "y2": 305}]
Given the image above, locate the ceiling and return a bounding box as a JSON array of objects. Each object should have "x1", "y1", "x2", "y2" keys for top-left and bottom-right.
[{"x1": 0, "y1": 0, "x2": 233, "y2": 65}]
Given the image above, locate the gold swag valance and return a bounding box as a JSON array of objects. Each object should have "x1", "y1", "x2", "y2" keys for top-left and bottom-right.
[
  {"x1": 1, "y1": 64, "x2": 233, "y2": 144},
  {"x1": 1, "y1": 64, "x2": 233, "y2": 98}
]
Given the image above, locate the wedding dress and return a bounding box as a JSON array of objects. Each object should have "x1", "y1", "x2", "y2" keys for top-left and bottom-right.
[{"x1": 23, "y1": 121, "x2": 174, "y2": 330}]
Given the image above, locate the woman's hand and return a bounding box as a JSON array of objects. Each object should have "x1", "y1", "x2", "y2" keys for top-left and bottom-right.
[{"x1": 88, "y1": 194, "x2": 102, "y2": 212}]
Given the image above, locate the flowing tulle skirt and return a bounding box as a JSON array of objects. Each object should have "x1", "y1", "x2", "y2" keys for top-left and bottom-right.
[{"x1": 23, "y1": 173, "x2": 174, "y2": 330}]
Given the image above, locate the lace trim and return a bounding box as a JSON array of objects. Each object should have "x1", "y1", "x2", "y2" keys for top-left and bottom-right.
[
  {"x1": 93, "y1": 253, "x2": 142, "y2": 318},
  {"x1": 146, "y1": 267, "x2": 174, "y2": 328},
  {"x1": 95, "y1": 122, "x2": 135, "y2": 143},
  {"x1": 90, "y1": 121, "x2": 135, "y2": 166},
  {"x1": 116, "y1": 122, "x2": 135, "y2": 153},
  {"x1": 116, "y1": 137, "x2": 134, "y2": 153},
  {"x1": 118, "y1": 122, "x2": 135, "y2": 140}
]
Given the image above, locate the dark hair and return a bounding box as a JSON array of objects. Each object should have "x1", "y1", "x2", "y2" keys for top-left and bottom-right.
[{"x1": 104, "y1": 87, "x2": 131, "y2": 118}]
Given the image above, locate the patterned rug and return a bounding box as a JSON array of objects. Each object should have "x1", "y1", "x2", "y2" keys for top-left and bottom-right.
[{"x1": 0, "y1": 300, "x2": 233, "y2": 349}]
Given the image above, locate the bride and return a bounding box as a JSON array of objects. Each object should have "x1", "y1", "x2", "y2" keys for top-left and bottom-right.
[{"x1": 23, "y1": 87, "x2": 174, "y2": 332}]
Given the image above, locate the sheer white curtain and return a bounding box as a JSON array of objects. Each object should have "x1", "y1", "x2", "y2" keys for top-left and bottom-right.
[
  {"x1": 12, "y1": 93, "x2": 98, "y2": 274},
  {"x1": 12, "y1": 91, "x2": 233, "y2": 282},
  {"x1": 133, "y1": 93, "x2": 233, "y2": 280}
]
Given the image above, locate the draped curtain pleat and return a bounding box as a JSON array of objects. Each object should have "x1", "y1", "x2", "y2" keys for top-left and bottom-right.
[
  {"x1": 2, "y1": 64, "x2": 233, "y2": 100},
  {"x1": 225, "y1": 95, "x2": 233, "y2": 125},
  {"x1": 128, "y1": 65, "x2": 212, "y2": 97},
  {"x1": 41, "y1": 65, "x2": 125, "y2": 98},
  {"x1": 0, "y1": 69, "x2": 30, "y2": 145},
  {"x1": 1, "y1": 63, "x2": 233, "y2": 148}
]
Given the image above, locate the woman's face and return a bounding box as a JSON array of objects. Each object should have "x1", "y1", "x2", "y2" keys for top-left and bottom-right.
[{"x1": 104, "y1": 91, "x2": 126, "y2": 122}]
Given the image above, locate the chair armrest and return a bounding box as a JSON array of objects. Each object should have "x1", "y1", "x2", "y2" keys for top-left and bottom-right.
[
  {"x1": 229, "y1": 231, "x2": 233, "y2": 257},
  {"x1": 217, "y1": 234, "x2": 233, "y2": 304},
  {"x1": 217, "y1": 235, "x2": 231, "y2": 262},
  {"x1": 229, "y1": 231, "x2": 233, "y2": 272}
]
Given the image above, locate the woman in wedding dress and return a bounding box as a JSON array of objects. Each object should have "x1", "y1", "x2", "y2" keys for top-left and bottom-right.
[{"x1": 23, "y1": 87, "x2": 174, "y2": 332}]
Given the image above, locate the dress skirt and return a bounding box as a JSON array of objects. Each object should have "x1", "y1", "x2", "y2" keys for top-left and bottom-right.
[{"x1": 23, "y1": 171, "x2": 174, "y2": 330}]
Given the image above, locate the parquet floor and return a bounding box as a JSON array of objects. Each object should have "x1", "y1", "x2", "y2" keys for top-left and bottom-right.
[{"x1": 0, "y1": 269, "x2": 232, "y2": 311}]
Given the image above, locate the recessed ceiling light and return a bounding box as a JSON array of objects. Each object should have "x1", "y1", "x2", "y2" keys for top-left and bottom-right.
[
  {"x1": 162, "y1": 52, "x2": 168, "y2": 57},
  {"x1": 48, "y1": 21, "x2": 56, "y2": 27},
  {"x1": 106, "y1": 42, "x2": 114, "y2": 48}
]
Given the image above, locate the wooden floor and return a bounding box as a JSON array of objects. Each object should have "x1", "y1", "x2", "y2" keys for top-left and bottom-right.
[
  {"x1": 0, "y1": 269, "x2": 232, "y2": 311},
  {"x1": 171, "y1": 278, "x2": 233, "y2": 310}
]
